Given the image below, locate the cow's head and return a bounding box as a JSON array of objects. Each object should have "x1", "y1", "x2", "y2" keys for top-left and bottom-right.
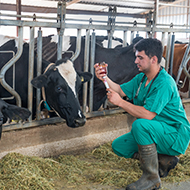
[{"x1": 31, "y1": 58, "x2": 92, "y2": 128}]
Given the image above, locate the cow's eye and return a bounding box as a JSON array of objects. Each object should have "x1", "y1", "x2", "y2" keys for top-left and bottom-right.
[{"x1": 57, "y1": 86, "x2": 62, "y2": 92}]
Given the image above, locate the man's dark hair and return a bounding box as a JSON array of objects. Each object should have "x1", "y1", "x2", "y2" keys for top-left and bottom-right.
[{"x1": 133, "y1": 38, "x2": 163, "y2": 63}]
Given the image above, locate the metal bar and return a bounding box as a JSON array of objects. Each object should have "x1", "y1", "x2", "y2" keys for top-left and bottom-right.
[
  {"x1": 0, "y1": 4, "x2": 147, "y2": 18},
  {"x1": 28, "y1": 26, "x2": 35, "y2": 121},
  {"x1": 89, "y1": 31, "x2": 96, "y2": 112},
  {"x1": 2, "y1": 19, "x2": 190, "y2": 33},
  {"x1": 130, "y1": 31, "x2": 134, "y2": 44},
  {"x1": 169, "y1": 34, "x2": 175, "y2": 76},
  {"x1": 57, "y1": 0, "x2": 66, "y2": 60},
  {"x1": 57, "y1": 34, "x2": 63, "y2": 60},
  {"x1": 0, "y1": 13, "x2": 148, "y2": 26},
  {"x1": 182, "y1": 56, "x2": 190, "y2": 79},
  {"x1": 123, "y1": 30, "x2": 128, "y2": 47},
  {"x1": 0, "y1": 51, "x2": 15, "y2": 101},
  {"x1": 161, "y1": 32, "x2": 166, "y2": 50},
  {"x1": 176, "y1": 44, "x2": 190, "y2": 85},
  {"x1": 36, "y1": 28, "x2": 43, "y2": 121},
  {"x1": 165, "y1": 32, "x2": 171, "y2": 72},
  {"x1": 0, "y1": 27, "x2": 23, "y2": 107},
  {"x1": 16, "y1": 0, "x2": 21, "y2": 36},
  {"x1": 71, "y1": 29, "x2": 81, "y2": 62},
  {"x1": 2, "y1": 107, "x2": 126, "y2": 132},
  {"x1": 82, "y1": 29, "x2": 90, "y2": 113}
]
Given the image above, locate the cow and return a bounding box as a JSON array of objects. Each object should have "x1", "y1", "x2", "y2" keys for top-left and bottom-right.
[
  {"x1": 163, "y1": 43, "x2": 190, "y2": 98},
  {"x1": 31, "y1": 58, "x2": 92, "y2": 127},
  {"x1": 34, "y1": 35, "x2": 124, "y2": 63},
  {"x1": 0, "y1": 98, "x2": 31, "y2": 139},
  {"x1": 0, "y1": 36, "x2": 92, "y2": 128},
  {"x1": 34, "y1": 35, "x2": 143, "y2": 111}
]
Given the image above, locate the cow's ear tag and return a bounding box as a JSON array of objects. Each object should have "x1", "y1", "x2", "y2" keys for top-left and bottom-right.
[
  {"x1": 44, "y1": 101, "x2": 51, "y2": 111},
  {"x1": 80, "y1": 76, "x2": 84, "y2": 82}
]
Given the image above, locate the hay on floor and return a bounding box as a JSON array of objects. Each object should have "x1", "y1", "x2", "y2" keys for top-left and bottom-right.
[{"x1": 0, "y1": 142, "x2": 190, "y2": 190}]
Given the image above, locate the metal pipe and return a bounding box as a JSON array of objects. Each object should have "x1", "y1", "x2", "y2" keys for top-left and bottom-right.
[
  {"x1": 176, "y1": 44, "x2": 190, "y2": 85},
  {"x1": 130, "y1": 31, "x2": 134, "y2": 44},
  {"x1": 0, "y1": 51, "x2": 15, "y2": 100},
  {"x1": 82, "y1": 29, "x2": 90, "y2": 113},
  {"x1": 0, "y1": 27, "x2": 23, "y2": 106},
  {"x1": 165, "y1": 32, "x2": 171, "y2": 72},
  {"x1": 169, "y1": 34, "x2": 175, "y2": 76},
  {"x1": 57, "y1": 34, "x2": 63, "y2": 60},
  {"x1": 161, "y1": 32, "x2": 166, "y2": 50},
  {"x1": 36, "y1": 28, "x2": 43, "y2": 120},
  {"x1": 28, "y1": 26, "x2": 35, "y2": 121},
  {"x1": 89, "y1": 31, "x2": 96, "y2": 112},
  {"x1": 123, "y1": 30, "x2": 128, "y2": 47},
  {"x1": 57, "y1": 1, "x2": 65, "y2": 60},
  {"x1": 182, "y1": 56, "x2": 190, "y2": 79},
  {"x1": 71, "y1": 29, "x2": 81, "y2": 62}
]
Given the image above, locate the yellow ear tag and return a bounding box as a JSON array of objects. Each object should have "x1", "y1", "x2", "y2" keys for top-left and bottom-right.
[{"x1": 81, "y1": 76, "x2": 84, "y2": 82}]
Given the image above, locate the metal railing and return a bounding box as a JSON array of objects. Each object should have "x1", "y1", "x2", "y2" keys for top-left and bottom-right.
[{"x1": 1, "y1": 1, "x2": 190, "y2": 132}]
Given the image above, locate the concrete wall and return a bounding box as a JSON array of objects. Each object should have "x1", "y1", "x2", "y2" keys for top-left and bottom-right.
[
  {"x1": 0, "y1": 113, "x2": 135, "y2": 158},
  {"x1": 1, "y1": 100, "x2": 190, "y2": 159}
]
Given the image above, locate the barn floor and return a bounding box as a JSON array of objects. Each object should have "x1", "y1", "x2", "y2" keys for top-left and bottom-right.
[{"x1": 1, "y1": 100, "x2": 190, "y2": 190}]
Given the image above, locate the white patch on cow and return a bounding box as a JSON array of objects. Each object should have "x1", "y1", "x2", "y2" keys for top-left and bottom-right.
[
  {"x1": 50, "y1": 35, "x2": 71, "y2": 53},
  {"x1": 102, "y1": 39, "x2": 122, "y2": 48},
  {"x1": 0, "y1": 35, "x2": 26, "y2": 48},
  {"x1": 78, "y1": 110, "x2": 82, "y2": 118},
  {"x1": 56, "y1": 60, "x2": 77, "y2": 96}
]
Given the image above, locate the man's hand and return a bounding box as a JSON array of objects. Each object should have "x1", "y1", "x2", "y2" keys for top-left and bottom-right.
[
  {"x1": 106, "y1": 88, "x2": 123, "y2": 107},
  {"x1": 94, "y1": 63, "x2": 108, "y2": 81}
]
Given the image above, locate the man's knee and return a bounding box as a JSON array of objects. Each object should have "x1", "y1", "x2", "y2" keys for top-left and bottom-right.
[{"x1": 131, "y1": 119, "x2": 148, "y2": 135}]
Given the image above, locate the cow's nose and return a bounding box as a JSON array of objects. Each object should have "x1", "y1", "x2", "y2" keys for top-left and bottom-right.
[{"x1": 75, "y1": 118, "x2": 86, "y2": 127}]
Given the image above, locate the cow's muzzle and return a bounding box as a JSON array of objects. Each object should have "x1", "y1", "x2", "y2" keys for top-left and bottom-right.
[{"x1": 74, "y1": 117, "x2": 86, "y2": 127}]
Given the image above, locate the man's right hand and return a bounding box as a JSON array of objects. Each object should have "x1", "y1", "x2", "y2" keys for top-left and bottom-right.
[{"x1": 94, "y1": 63, "x2": 108, "y2": 81}]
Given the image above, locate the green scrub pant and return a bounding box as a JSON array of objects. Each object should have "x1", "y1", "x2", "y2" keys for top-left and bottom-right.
[{"x1": 112, "y1": 118, "x2": 180, "y2": 158}]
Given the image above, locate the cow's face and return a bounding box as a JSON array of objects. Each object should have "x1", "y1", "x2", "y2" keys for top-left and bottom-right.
[{"x1": 31, "y1": 58, "x2": 92, "y2": 128}]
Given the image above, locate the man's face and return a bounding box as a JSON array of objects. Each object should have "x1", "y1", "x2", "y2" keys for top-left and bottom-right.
[{"x1": 135, "y1": 50, "x2": 152, "y2": 73}]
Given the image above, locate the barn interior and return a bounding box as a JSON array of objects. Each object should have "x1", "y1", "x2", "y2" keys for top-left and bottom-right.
[{"x1": 0, "y1": 0, "x2": 190, "y2": 166}]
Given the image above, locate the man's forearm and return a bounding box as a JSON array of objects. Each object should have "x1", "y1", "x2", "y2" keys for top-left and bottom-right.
[
  {"x1": 106, "y1": 77, "x2": 125, "y2": 97},
  {"x1": 118, "y1": 99, "x2": 156, "y2": 120}
]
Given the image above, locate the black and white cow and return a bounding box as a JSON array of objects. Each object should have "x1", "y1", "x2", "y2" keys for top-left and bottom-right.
[
  {"x1": 34, "y1": 34, "x2": 142, "y2": 111},
  {"x1": 0, "y1": 98, "x2": 31, "y2": 139},
  {"x1": 31, "y1": 58, "x2": 92, "y2": 127},
  {"x1": 34, "y1": 35, "x2": 124, "y2": 63},
  {"x1": 0, "y1": 36, "x2": 92, "y2": 128}
]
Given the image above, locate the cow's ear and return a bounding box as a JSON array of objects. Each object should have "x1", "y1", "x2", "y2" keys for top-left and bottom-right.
[
  {"x1": 77, "y1": 72, "x2": 93, "y2": 83},
  {"x1": 31, "y1": 74, "x2": 47, "y2": 88}
]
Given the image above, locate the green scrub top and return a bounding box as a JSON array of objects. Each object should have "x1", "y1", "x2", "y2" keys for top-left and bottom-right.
[{"x1": 120, "y1": 68, "x2": 190, "y2": 154}]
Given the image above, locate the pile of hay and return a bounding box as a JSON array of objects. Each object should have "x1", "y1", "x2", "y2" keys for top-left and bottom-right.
[{"x1": 0, "y1": 142, "x2": 190, "y2": 189}]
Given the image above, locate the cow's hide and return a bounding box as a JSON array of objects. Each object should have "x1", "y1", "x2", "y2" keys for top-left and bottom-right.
[{"x1": 163, "y1": 43, "x2": 190, "y2": 98}]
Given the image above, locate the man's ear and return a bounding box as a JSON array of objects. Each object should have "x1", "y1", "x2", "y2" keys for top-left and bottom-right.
[
  {"x1": 31, "y1": 74, "x2": 47, "y2": 88},
  {"x1": 151, "y1": 55, "x2": 158, "y2": 64}
]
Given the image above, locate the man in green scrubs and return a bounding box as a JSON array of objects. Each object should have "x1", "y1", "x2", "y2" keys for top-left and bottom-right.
[{"x1": 94, "y1": 38, "x2": 190, "y2": 190}]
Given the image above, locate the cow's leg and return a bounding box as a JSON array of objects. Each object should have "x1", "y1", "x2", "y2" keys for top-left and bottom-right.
[{"x1": 126, "y1": 143, "x2": 161, "y2": 190}]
